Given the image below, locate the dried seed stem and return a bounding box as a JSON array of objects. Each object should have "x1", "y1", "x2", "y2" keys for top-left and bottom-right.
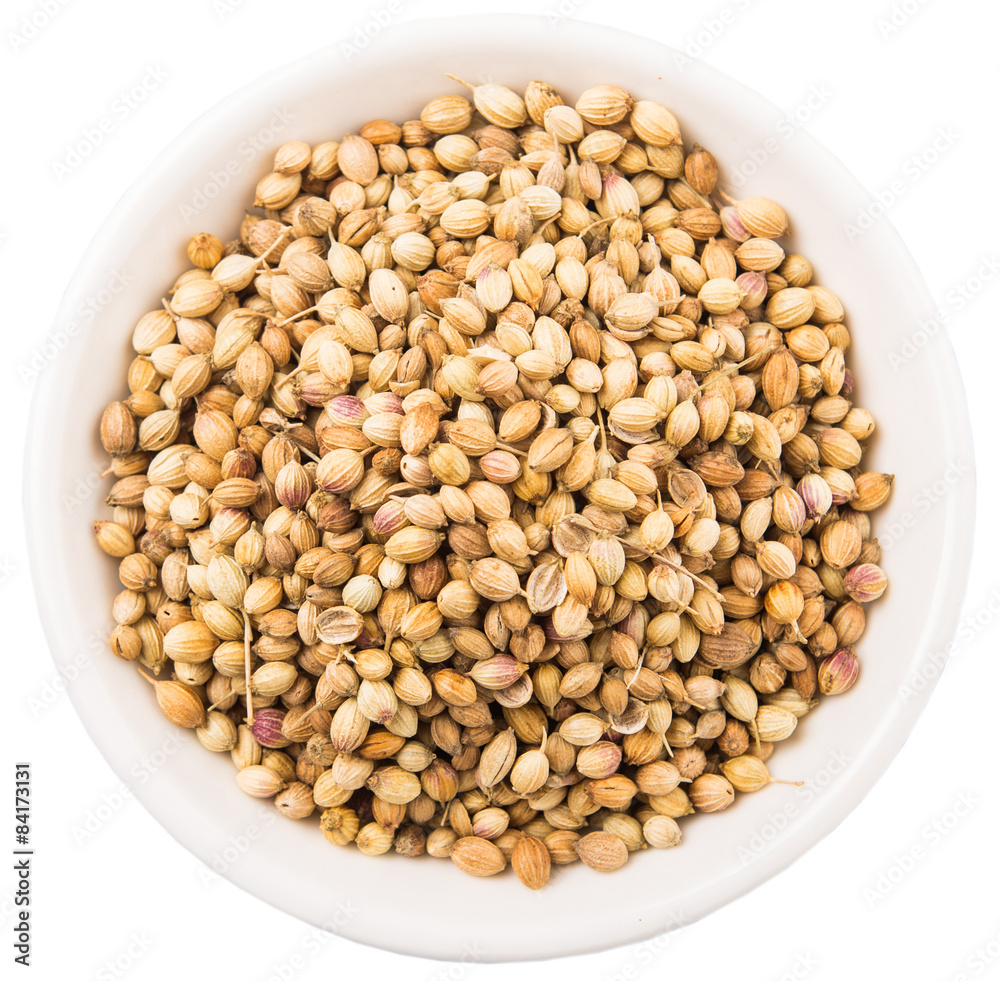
[{"x1": 242, "y1": 609, "x2": 254, "y2": 725}]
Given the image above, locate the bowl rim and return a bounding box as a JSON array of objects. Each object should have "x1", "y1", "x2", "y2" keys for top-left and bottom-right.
[{"x1": 24, "y1": 12, "x2": 976, "y2": 962}]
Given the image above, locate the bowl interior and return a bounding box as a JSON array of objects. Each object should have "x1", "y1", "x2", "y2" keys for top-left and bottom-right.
[{"x1": 26, "y1": 14, "x2": 974, "y2": 962}]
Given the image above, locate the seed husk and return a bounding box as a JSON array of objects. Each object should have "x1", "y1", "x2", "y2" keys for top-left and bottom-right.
[
  {"x1": 573, "y1": 830, "x2": 629, "y2": 871},
  {"x1": 511, "y1": 834, "x2": 552, "y2": 890},
  {"x1": 450, "y1": 835, "x2": 507, "y2": 877},
  {"x1": 140, "y1": 673, "x2": 206, "y2": 728}
]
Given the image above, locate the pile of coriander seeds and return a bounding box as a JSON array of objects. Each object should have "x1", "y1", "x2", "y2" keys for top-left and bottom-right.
[{"x1": 95, "y1": 77, "x2": 892, "y2": 889}]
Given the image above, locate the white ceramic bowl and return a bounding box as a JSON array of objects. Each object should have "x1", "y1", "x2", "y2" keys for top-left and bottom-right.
[{"x1": 26, "y1": 14, "x2": 975, "y2": 962}]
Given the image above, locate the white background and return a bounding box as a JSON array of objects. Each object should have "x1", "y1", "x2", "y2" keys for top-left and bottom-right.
[{"x1": 5, "y1": 0, "x2": 1000, "y2": 978}]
